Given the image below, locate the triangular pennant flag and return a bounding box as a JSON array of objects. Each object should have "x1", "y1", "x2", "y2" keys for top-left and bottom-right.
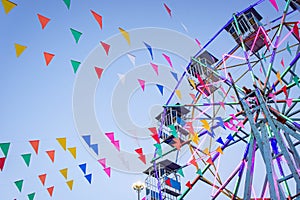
[
  {"x1": 293, "y1": 23, "x2": 299, "y2": 40},
  {"x1": 153, "y1": 143, "x2": 162, "y2": 157},
  {"x1": 138, "y1": 79, "x2": 145, "y2": 91},
  {"x1": 188, "y1": 78, "x2": 196, "y2": 89},
  {"x1": 216, "y1": 137, "x2": 225, "y2": 145},
  {"x1": 156, "y1": 84, "x2": 164, "y2": 96},
  {"x1": 2, "y1": 0, "x2": 17, "y2": 14},
  {"x1": 269, "y1": 0, "x2": 279, "y2": 11},
  {"x1": 195, "y1": 38, "x2": 201, "y2": 47},
  {"x1": 90, "y1": 10, "x2": 102, "y2": 30},
  {"x1": 103, "y1": 167, "x2": 111, "y2": 177},
  {"x1": 46, "y1": 150, "x2": 55, "y2": 163},
  {"x1": 98, "y1": 158, "x2": 106, "y2": 168},
  {"x1": 66, "y1": 180, "x2": 74, "y2": 190},
  {"x1": 37, "y1": 14, "x2": 50, "y2": 29},
  {"x1": 175, "y1": 89, "x2": 182, "y2": 100},
  {"x1": 191, "y1": 133, "x2": 199, "y2": 145},
  {"x1": 216, "y1": 117, "x2": 226, "y2": 130},
  {"x1": 79, "y1": 163, "x2": 87, "y2": 174},
  {"x1": 262, "y1": 53, "x2": 266, "y2": 62},
  {"x1": 0, "y1": 143, "x2": 10, "y2": 157},
  {"x1": 85, "y1": 174, "x2": 92, "y2": 184},
  {"x1": 171, "y1": 71, "x2": 178, "y2": 81},
  {"x1": 135, "y1": 148, "x2": 143, "y2": 155},
  {"x1": 169, "y1": 124, "x2": 178, "y2": 138},
  {"x1": 163, "y1": 3, "x2": 172, "y2": 17},
  {"x1": 286, "y1": 42, "x2": 292, "y2": 55},
  {"x1": 94, "y1": 67, "x2": 104, "y2": 79},
  {"x1": 282, "y1": 86, "x2": 288, "y2": 97},
  {"x1": 0, "y1": 157, "x2": 6, "y2": 171},
  {"x1": 150, "y1": 63, "x2": 159, "y2": 75},
  {"x1": 82, "y1": 135, "x2": 91, "y2": 146},
  {"x1": 143, "y1": 42, "x2": 153, "y2": 60},
  {"x1": 138, "y1": 154, "x2": 146, "y2": 164},
  {"x1": 70, "y1": 60, "x2": 80, "y2": 74},
  {"x1": 189, "y1": 93, "x2": 196, "y2": 102},
  {"x1": 90, "y1": 143, "x2": 98, "y2": 155},
  {"x1": 105, "y1": 132, "x2": 115, "y2": 142},
  {"x1": 14, "y1": 179, "x2": 24, "y2": 192},
  {"x1": 216, "y1": 146, "x2": 223, "y2": 154},
  {"x1": 162, "y1": 53, "x2": 173, "y2": 68},
  {"x1": 59, "y1": 168, "x2": 68, "y2": 179},
  {"x1": 127, "y1": 53, "x2": 135, "y2": 66},
  {"x1": 196, "y1": 169, "x2": 203, "y2": 176},
  {"x1": 119, "y1": 27, "x2": 130, "y2": 45},
  {"x1": 63, "y1": 0, "x2": 70, "y2": 9},
  {"x1": 172, "y1": 138, "x2": 182, "y2": 150},
  {"x1": 27, "y1": 192, "x2": 35, "y2": 200},
  {"x1": 280, "y1": 58, "x2": 284, "y2": 67},
  {"x1": 68, "y1": 147, "x2": 76, "y2": 159},
  {"x1": 186, "y1": 181, "x2": 192, "y2": 189},
  {"x1": 118, "y1": 73, "x2": 126, "y2": 84},
  {"x1": 43, "y1": 52, "x2": 55, "y2": 66},
  {"x1": 21, "y1": 153, "x2": 31, "y2": 167},
  {"x1": 29, "y1": 140, "x2": 39, "y2": 155},
  {"x1": 70, "y1": 28, "x2": 82, "y2": 44},
  {"x1": 112, "y1": 140, "x2": 120, "y2": 151},
  {"x1": 165, "y1": 178, "x2": 171, "y2": 186},
  {"x1": 177, "y1": 168, "x2": 184, "y2": 177},
  {"x1": 293, "y1": 76, "x2": 299, "y2": 87},
  {"x1": 14, "y1": 43, "x2": 27, "y2": 58},
  {"x1": 286, "y1": 99, "x2": 293, "y2": 107},
  {"x1": 47, "y1": 186, "x2": 54, "y2": 197},
  {"x1": 38, "y1": 174, "x2": 47, "y2": 186},
  {"x1": 203, "y1": 148, "x2": 210, "y2": 156},
  {"x1": 206, "y1": 157, "x2": 214, "y2": 165},
  {"x1": 276, "y1": 71, "x2": 282, "y2": 85},
  {"x1": 56, "y1": 137, "x2": 67, "y2": 151},
  {"x1": 100, "y1": 41, "x2": 110, "y2": 56},
  {"x1": 201, "y1": 119, "x2": 211, "y2": 132},
  {"x1": 227, "y1": 134, "x2": 234, "y2": 141}
]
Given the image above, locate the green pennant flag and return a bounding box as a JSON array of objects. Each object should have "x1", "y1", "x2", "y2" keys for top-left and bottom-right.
[
  {"x1": 293, "y1": 76, "x2": 300, "y2": 87},
  {"x1": 286, "y1": 42, "x2": 292, "y2": 56},
  {"x1": 28, "y1": 192, "x2": 35, "y2": 200},
  {"x1": 196, "y1": 169, "x2": 203, "y2": 176},
  {"x1": 261, "y1": 53, "x2": 266, "y2": 62},
  {"x1": 71, "y1": 60, "x2": 81, "y2": 73},
  {"x1": 153, "y1": 143, "x2": 162, "y2": 157},
  {"x1": 63, "y1": 0, "x2": 71, "y2": 9},
  {"x1": 169, "y1": 124, "x2": 178, "y2": 138},
  {"x1": 21, "y1": 153, "x2": 31, "y2": 167},
  {"x1": 70, "y1": 28, "x2": 82, "y2": 43},
  {"x1": 0, "y1": 143, "x2": 10, "y2": 157},
  {"x1": 14, "y1": 179, "x2": 24, "y2": 192},
  {"x1": 177, "y1": 168, "x2": 184, "y2": 177}
]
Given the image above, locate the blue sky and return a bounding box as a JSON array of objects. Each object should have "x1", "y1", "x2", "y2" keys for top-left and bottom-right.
[{"x1": 0, "y1": 0, "x2": 295, "y2": 199}]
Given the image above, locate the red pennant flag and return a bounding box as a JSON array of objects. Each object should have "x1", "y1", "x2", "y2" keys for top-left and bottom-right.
[
  {"x1": 38, "y1": 174, "x2": 47, "y2": 186},
  {"x1": 138, "y1": 154, "x2": 146, "y2": 164},
  {"x1": 293, "y1": 23, "x2": 299, "y2": 40},
  {"x1": 206, "y1": 157, "x2": 214, "y2": 165},
  {"x1": 100, "y1": 41, "x2": 110, "y2": 55},
  {"x1": 186, "y1": 181, "x2": 192, "y2": 189},
  {"x1": 0, "y1": 157, "x2": 6, "y2": 171},
  {"x1": 280, "y1": 58, "x2": 284, "y2": 68},
  {"x1": 135, "y1": 148, "x2": 143, "y2": 155},
  {"x1": 29, "y1": 140, "x2": 40, "y2": 154},
  {"x1": 47, "y1": 186, "x2": 54, "y2": 197},
  {"x1": 282, "y1": 85, "x2": 288, "y2": 98},
  {"x1": 90, "y1": 10, "x2": 103, "y2": 30},
  {"x1": 165, "y1": 178, "x2": 171, "y2": 186},
  {"x1": 37, "y1": 14, "x2": 50, "y2": 29},
  {"x1": 94, "y1": 67, "x2": 103, "y2": 79},
  {"x1": 44, "y1": 52, "x2": 55, "y2": 66},
  {"x1": 189, "y1": 157, "x2": 198, "y2": 168},
  {"x1": 46, "y1": 150, "x2": 55, "y2": 163},
  {"x1": 163, "y1": 3, "x2": 172, "y2": 17}
]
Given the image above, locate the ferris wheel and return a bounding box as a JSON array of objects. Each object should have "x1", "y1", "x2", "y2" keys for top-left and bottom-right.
[{"x1": 144, "y1": 0, "x2": 300, "y2": 199}]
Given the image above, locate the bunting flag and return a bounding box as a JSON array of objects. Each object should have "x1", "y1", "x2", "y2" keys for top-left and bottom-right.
[
  {"x1": 14, "y1": 179, "x2": 24, "y2": 192},
  {"x1": 68, "y1": 147, "x2": 76, "y2": 159},
  {"x1": 286, "y1": 99, "x2": 293, "y2": 107},
  {"x1": 47, "y1": 186, "x2": 54, "y2": 197},
  {"x1": 143, "y1": 42, "x2": 153, "y2": 60},
  {"x1": 203, "y1": 148, "x2": 210, "y2": 156},
  {"x1": 94, "y1": 67, "x2": 103, "y2": 79},
  {"x1": 186, "y1": 181, "x2": 192, "y2": 189},
  {"x1": 172, "y1": 138, "x2": 181, "y2": 150},
  {"x1": 216, "y1": 117, "x2": 226, "y2": 129},
  {"x1": 82, "y1": 135, "x2": 91, "y2": 146},
  {"x1": 293, "y1": 76, "x2": 299, "y2": 87},
  {"x1": 293, "y1": 23, "x2": 299, "y2": 40},
  {"x1": 79, "y1": 163, "x2": 87, "y2": 174},
  {"x1": 280, "y1": 58, "x2": 284, "y2": 67},
  {"x1": 162, "y1": 53, "x2": 173, "y2": 68},
  {"x1": 153, "y1": 143, "x2": 162, "y2": 157},
  {"x1": 21, "y1": 153, "x2": 31, "y2": 167},
  {"x1": 38, "y1": 174, "x2": 47, "y2": 186},
  {"x1": 171, "y1": 71, "x2": 178, "y2": 81},
  {"x1": 27, "y1": 192, "x2": 35, "y2": 200},
  {"x1": 189, "y1": 93, "x2": 196, "y2": 102},
  {"x1": 149, "y1": 127, "x2": 160, "y2": 143},
  {"x1": 37, "y1": 14, "x2": 50, "y2": 29},
  {"x1": 56, "y1": 137, "x2": 67, "y2": 151},
  {"x1": 0, "y1": 143, "x2": 10, "y2": 157},
  {"x1": 276, "y1": 71, "x2": 282, "y2": 85},
  {"x1": 200, "y1": 119, "x2": 211, "y2": 132},
  {"x1": 90, "y1": 143, "x2": 98, "y2": 155},
  {"x1": 216, "y1": 146, "x2": 223, "y2": 154},
  {"x1": 175, "y1": 89, "x2": 182, "y2": 100},
  {"x1": 105, "y1": 132, "x2": 120, "y2": 151},
  {"x1": 169, "y1": 124, "x2": 178, "y2": 138},
  {"x1": 188, "y1": 78, "x2": 196, "y2": 89},
  {"x1": 189, "y1": 157, "x2": 198, "y2": 168},
  {"x1": 46, "y1": 150, "x2": 55, "y2": 163},
  {"x1": 90, "y1": 10, "x2": 102, "y2": 30},
  {"x1": 195, "y1": 38, "x2": 201, "y2": 47},
  {"x1": 43, "y1": 52, "x2": 55, "y2": 66},
  {"x1": 0, "y1": 157, "x2": 6, "y2": 171},
  {"x1": 138, "y1": 79, "x2": 145, "y2": 91},
  {"x1": 85, "y1": 174, "x2": 92, "y2": 184},
  {"x1": 150, "y1": 63, "x2": 159, "y2": 75},
  {"x1": 66, "y1": 180, "x2": 74, "y2": 190},
  {"x1": 70, "y1": 60, "x2": 81, "y2": 74},
  {"x1": 226, "y1": 134, "x2": 234, "y2": 141},
  {"x1": 163, "y1": 3, "x2": 172, "y2": 17},
  {"x1": 103, "y1": 167, "x2": 111, "y2": 177},
  {"x1": 216, "y1": 137, "x2": 225, "y2": 145},
  {"x1": 206, "y1": 157, "x2": 214, "y2": 165},
  {"x1": 191, "y1": 133, "x2": 199, "y2": 145},
  {"x1": 63, "y1": 0, "x2": 70, "y2": 9},
  {"x1": 59, "y1": 168, "x2": 68, "y2": 179},
  {"x1": 219, "y1": 102, "x2": 225, "y2": 110},
  {"x1": 261, "y1": 52, "x2": 266, "y2": 62},
  {"x1": 127, "y1": 53, "x2": 136, "y2": 66},
  {"x1": 117, "y1": 73, "x2": 126, "y2": 84},
  {"x1": 269, "y1": 0, "x2": 279, "y2": 11},
  {"x1": 177, "y1": 168, "x2": 184, "y2": 177},
  {"x1": 286, "y1": 42, "x2": 292, "y2": 55},
  {"x1": 135, "y1": 148, "x2": 146, "y2": 164},
  {"x1": 156, "y1": 84, "x2": 164, "y2": 96},
  {"x1": 2, "y1": 0, "x2": 17, "y2": 14},
  {"x1": 70, "y1": 28, "x2": 82, "y2": 44},
  {"x1": 14, "y1": 43, "x2": 27, "y2": 57},
  {"x1": 119, "y1": 27, "x2": 130, "y2": 45},
  {"x1": 196, "y1": 169, "x2": 203, "y2": 176},
  {"x1": 100, "y1": 41, "x2": 110, "y2": 56},
  {"x1": 282, "y1": 85, "x2": 288, "y2": 97}
]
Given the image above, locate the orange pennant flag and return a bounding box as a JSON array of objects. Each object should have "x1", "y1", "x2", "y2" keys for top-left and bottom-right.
[
  {"x1": 38, "y1": 174, "x2": 47, "y2": 186},
  {"x1": 47, "y1": 186, "x2": 54, "y2": 197},
  {"x1": 44, "y1": 52, "x2": 55, "y2": 66},
  {"x1": 29, "y1": 140, "x2": 40, "y2": 154},
  {"x1": 90, "y1": 10, "x2": 102, "y2": 30},
  {"x1": 46, "y1": 150, "x2": 55, "y2": 163},
  {"x1": 216, "y1": 146, "x2": 223, "y2": 154},
  {"x1": 37, "y1": 14, "x2": 50, "y2": 29}
]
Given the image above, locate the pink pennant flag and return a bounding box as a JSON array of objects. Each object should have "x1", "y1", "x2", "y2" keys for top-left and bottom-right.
[
  {"x1": 260, "y1": 67, "x2": 263, "y2": 73},
  {"x1": 162, "y1": 53, "x2": 173, "y2": 68},
  {"x1": 230, "y1": 95, "x2": 236, "y2": 102},
  {"x1": 237, "y1": 121, "x2": 244, "y2": 128},
  {"x1": 195, "y1": 38, "x2": 201, "y2": 47},
  {"x1": 94, "y1": 66, "x2": 104, "y2": 79},
  {"x1": 112, "y1": 140, "x2": 120, "y2": 151},
  {"x1": 219, "y1": 102, "x2": 225, "y2": 110},
  {"x1": 280, "y1": 58, "x2": 284, "y2": 67},
  {"x1": 286, "y1": 99, "x2": 293, "y2": 107},
  {"x1": 163, "y1": 3, "x2": 172, "y2": 17},
  {"x1": 138, "y1": 79, "x2": 145, "y2": 91},
  {"x1": 98, "y1": 158, "x2": 106, "y2": 168},
  {"x1": 189, "y1": 93, "x2": 196, "y2": 102},
  {"x1": 229, "y1": 114, "x2": 237, "y2": 120},
  {"x1": 103, "y1": 167, "x2": 111, "y2": 177},
  {"x1": 220, "y1": 85, "x2": 226, "y2": 95},
  {"x1": 100, "y1": 41, "x2": 110, "y2": 55},
  {"x1": 105, "y1": 132, "x2": 115, "y2": 142},
  {"x1": 269, "y1": 0, "x2": 279, "y2": 11},
  {"x1": 150, "y1": 62, "x2": 159, "y2": 75}
]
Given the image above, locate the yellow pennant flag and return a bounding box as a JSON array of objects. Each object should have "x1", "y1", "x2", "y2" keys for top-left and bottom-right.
[
  {"x1": 68, "y1": 147, "x2": 76, "y2": 159},
  {"x1": 276, "y1": 71, "x2": 282, "y2": 85},
  {"x1": 200, "y1": 119, "x2": 211, "y2": 132},
  {"x1": 2, "y1": 0, "x2": 17, "y2": 14},
  {"x1": 119, "y1": 27, "x2": 130, "y2": 45},
  {"x1": 66, "y1": 180, "x2": 73, "y2": 190},
  {"x1": 203, "y1": 148, "x2": 210, "y2": 156},
  {"x1": 188, "y1": 78, "x2": 196, "y2": 89},
  {"x1": 14, "y1": 43, "x2": 27, "y2": 57},
  {"x1": 59, "y1": 168, "x2": 68, "y2": 180},
  {"x1": 175, "y1": 89, "x2": 182, "y2": 100},
  {"x1": 56, "y1": 137, "x2": 66, "y2": 151},
  {"x1": 191, "y1": 133, "x2": 199, "y2": 145},
  {"x1": 216, "y1": 146, "x2": 223, "y2": 154}
]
